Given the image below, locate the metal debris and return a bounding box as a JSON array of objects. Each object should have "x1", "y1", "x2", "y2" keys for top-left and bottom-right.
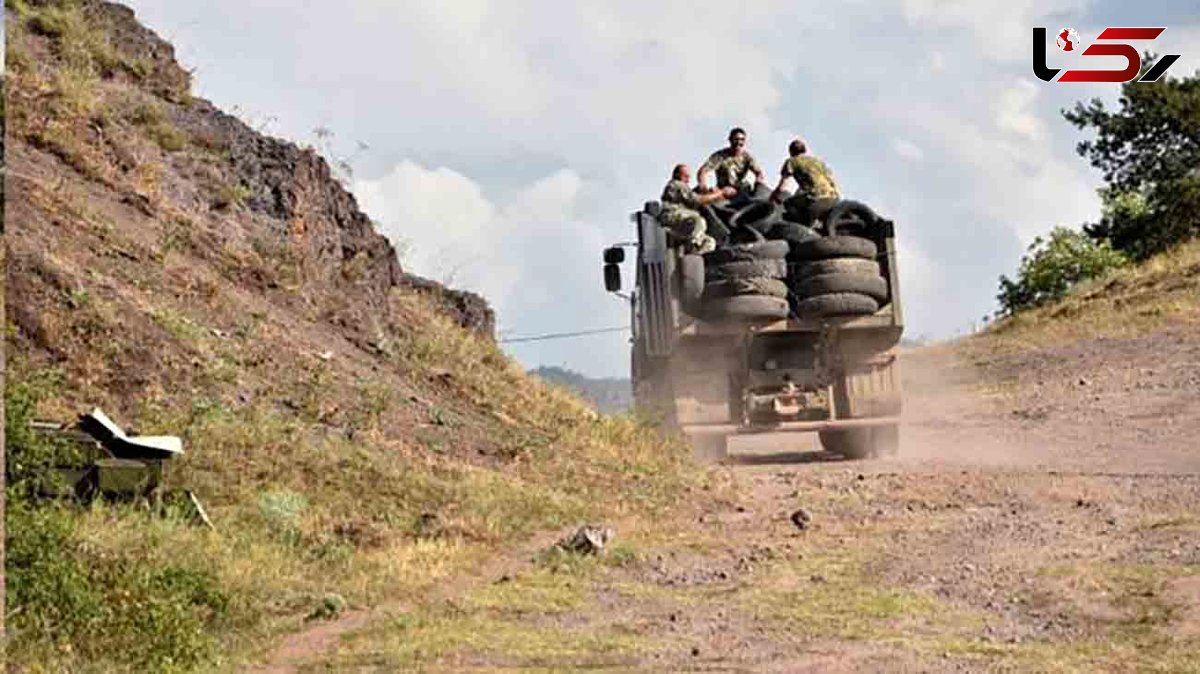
[{"x1": 31, "y1": 408, "x2": 210, "y2": 526}]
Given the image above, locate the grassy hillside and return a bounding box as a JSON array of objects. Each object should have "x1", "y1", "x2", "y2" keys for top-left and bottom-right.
[
  {"x1": 982, "y1": 237, "x2": 1200, "y2": 350},
  {"x1": 3, "y1": 2, "x2": 701, "y2": 671}
]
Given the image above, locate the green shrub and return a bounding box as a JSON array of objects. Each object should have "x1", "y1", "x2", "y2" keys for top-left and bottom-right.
[
  {"x1": 997, "y1": 227, "x2": 1128, "y2": 316},
  {"x1": 5, "y1": 371, "x2": 87, "y2": 498},
  {"x1": 258, "y1": 488, "x2": 310, "y2": 545}
]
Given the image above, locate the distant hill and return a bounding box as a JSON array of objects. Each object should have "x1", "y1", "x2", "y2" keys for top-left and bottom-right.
[{"x1": 531, "y1": 366, "x2": 632, "y2": 413}]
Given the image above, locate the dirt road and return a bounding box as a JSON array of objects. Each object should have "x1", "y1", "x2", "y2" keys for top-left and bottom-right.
[{"x1": 298, "y1": 323, "x2": 1200, "y2": 671}]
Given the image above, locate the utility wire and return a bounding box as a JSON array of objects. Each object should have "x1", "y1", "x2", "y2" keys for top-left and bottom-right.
[{"x1": 499, "y1": 326, "x2": 629, "y2": 344}]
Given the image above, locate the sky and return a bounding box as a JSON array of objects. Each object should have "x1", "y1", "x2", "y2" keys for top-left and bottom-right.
[{"x1": 123, "y1": 0, "x2": 1199, "y2": 377}]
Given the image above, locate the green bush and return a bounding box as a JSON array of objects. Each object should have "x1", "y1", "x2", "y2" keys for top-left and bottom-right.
[
  {"x1": 996, "y1": 227, "x2": 1128, "y2": 316},
  {"x1": 7, "y1": 502, "x2": 231, "y2": 671},
  {"x1": 5, "y1": 371, "x2": 86, "y2": 498}
]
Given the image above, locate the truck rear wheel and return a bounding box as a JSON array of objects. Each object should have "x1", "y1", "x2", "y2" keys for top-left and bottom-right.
[
  {"x1": 819, "y1": 428, "x2": 871, "y2": 459},
  {"x1": 819, "y1": 424, "x2": 898, "y2": 459}
]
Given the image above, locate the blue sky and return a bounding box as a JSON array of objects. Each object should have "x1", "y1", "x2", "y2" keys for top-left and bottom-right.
[{"x1": 123, "y1": 1, "x2": 1199, "y2": 377}]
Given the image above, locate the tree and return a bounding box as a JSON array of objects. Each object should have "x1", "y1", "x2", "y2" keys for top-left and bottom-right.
[
  {"x1": 996, "y1": 227, "x2": 1127, "y2": 316},
  {"x1": 1063, "y1": 61, "x2": 1200, "y2": 259}
]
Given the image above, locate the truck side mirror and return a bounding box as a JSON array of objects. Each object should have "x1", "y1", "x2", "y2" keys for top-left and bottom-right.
[
  {"x1": 603, "y1": 246, "x2": 625, "y2": 264},
  {"x1": 604, "y1": 263, "x2": 621, "y2": 292}
]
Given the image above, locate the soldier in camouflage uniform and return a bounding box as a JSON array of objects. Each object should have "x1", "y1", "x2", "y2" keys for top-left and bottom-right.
[
  {"x1": 661, "y1": 164, "x2": 735, "y2": 254},
  {"x1": 770, "y1": 138, "x2": 841, "y2": 226},
  {"x1": 697, "y1": 127, "x2": 767, "y2": 195}
]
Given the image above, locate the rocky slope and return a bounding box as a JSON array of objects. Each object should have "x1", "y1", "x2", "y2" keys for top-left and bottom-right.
[{"x1": 4, "y1": 3, "x2": 692, "y2": 671}]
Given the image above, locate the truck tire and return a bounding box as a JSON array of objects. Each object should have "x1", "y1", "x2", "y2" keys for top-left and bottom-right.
[
  {"x1": 704, "y1": 277, "x2": 788, "y2": 299},
  {"x1": 790, "y1": 236, "x2": 877, "y2": 262},
  {"x1": 706, "y1": 259, "x2": 786, "y2": 281},
  {"x1": 823, "y1": 200, "x2": 879, "y2": 237},
  {"x1": 729, "y1": 201, "x2": 782, "y2": 233},
  {"x1": 703, "y1": 295, "x2": 789, "y2": 320},
  {"x1": 819, "y1": 425, "x2": 898, "y2": 459},
  {"x1": 793, "y1": 258, "x2": 880, "y2": 280},
  {"x1": 767, "y1": 222, "x2": 819, "y2": 245},
  {"x1": 794, "y1": 292, "x2": 878, "y2": 318},
  {"x1": 793, "y1": 272, "x2": 888, "y2": 302},
  {"x1": 819, "y1": 429, "x2": 873, "y2": 459},
  {"x1": 679, "y1": 254, "x2": 705, "y2": 316},
  {"x1": 705, "y1": 240, "x2": 789, "y2": 264}
]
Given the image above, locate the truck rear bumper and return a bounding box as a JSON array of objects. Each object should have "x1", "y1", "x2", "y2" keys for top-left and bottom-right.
[{"x1": 682, "y1": 416, "x2": 900, "y2": 437}]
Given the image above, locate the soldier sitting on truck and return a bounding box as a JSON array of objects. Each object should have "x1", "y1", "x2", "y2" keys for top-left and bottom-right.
[
  {"x1": 770, "y1": 138, "x2": 841, "y2": 226},
  {"x1": 697, "y1": 127, "x2": 768, "y2": 200},
  {"x1": 661, "y1": 164, "x2": 736, "y2": 254}
]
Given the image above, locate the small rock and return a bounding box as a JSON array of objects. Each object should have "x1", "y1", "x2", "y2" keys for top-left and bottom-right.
[
  {"x1": 554, "y1": 525, "x2": 614, "y2": 556},
  {"x1": 691, "y1": 647, "x2": 701, "y2": 657},
  {"x1": 790, "y1": 508, "x2": 812, "y2": 531},
  {"x1": 669, "y1": 613, "x2": 677, "y2": 623},
  {"x1": 307, "y1": 593, "x2": 347, "y2": 621},
  {"x1": 1077, "y1": 377, "x2": 1090, "y2": 387}
]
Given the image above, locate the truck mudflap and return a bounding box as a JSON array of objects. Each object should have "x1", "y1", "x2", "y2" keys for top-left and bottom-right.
[{"x1": 681, "y1": 415, "x2": 901, "y2": 437}]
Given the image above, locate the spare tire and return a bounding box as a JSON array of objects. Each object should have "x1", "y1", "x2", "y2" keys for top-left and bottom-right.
[
  {"x1": 793, "y1": 272, "x2": 888, "y2": 302},
  {"x1": 703, "y1": 295, "x2": 790, "y2": 321},
  {"x1": 767, "y1": 222, "x2": 819, "y2": 245},
  {"x1": 794, "y1": 292, "x2": 879, "y2": 318},
  {"x1": 706, "y1": 258, "x2": 787, "y2": 281},
  {"x1": 727, "y1": 225, "x2": 767, "y2": 245},
  {"x1": 679, "y1": 254, "x2": 705, "y2": 314},
  {"x1": 705, "y1": 240, "x2": 789, "y2": 264},
  {"x1": 790, "y1": 236, "x2": 877, "y2": 262},
  {"x1": 824, "y1": 200, "x2": 878, "y2": 237},
  {"x1": 704, "y1": 277, "x2": 788, "y2": 299},
  {"x1": 793, "y1": 258, "x2": 880, "y2": 280},
  {"x1": 729, "y1": 201, "x2": 782, "y2": 233}
]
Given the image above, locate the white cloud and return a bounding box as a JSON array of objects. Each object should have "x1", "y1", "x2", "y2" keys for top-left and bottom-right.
[
  {"x1": 123, "y1": 0, "x2": 1174, "y2": 376},
  {"x1": 892, "y1": 139, "x2": 925, "y2": 161},
  {"x1": 995, "y1": 80, "x2": 1046, "y2": 141},
  {"x1": 354, "y1": 162, "x2": 611, "y2": 343}
]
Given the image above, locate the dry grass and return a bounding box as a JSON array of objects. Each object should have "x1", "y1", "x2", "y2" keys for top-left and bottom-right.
[{"x1": 983, "y1": 237, "x2": 1200, "y2": 351}]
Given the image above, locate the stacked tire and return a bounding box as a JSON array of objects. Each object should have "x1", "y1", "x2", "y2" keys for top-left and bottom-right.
[
  {"x1": 696, "y1": 240, "x2": 789, "y2": 321},
  {"x1": 788, "y1": 236, "x2": 887, "y2": 319}
]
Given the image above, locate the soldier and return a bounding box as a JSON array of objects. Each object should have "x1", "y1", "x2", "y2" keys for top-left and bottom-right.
[
  {"x1": 661, "y1": 164, "x2": 735, "y2": 254},
  {"x1": 697, "y1": 127, "x2": 767, "y2": 195},
  {"x1": 770, "y1": 138, "x2": 840, "y2": 226}
]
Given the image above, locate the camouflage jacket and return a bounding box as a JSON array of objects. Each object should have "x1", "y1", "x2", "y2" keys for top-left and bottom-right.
[
  {"x1": 781, "y1": 155, "x2": 840, "y2": 200},
  {"x1": 701, "y1": 148, "x2": 763, "y2": 188},
  {"x1": 661, "y1": 179, "x2": 702, "y2": 212}
]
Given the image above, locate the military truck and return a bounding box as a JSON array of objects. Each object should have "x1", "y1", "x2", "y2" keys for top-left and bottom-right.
[{"x1": 602, "y1": 197, "x2": 902, "y2": 460}]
